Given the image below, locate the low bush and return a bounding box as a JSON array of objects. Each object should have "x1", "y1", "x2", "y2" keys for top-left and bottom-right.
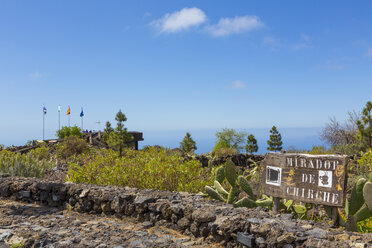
[
  {"x1": 67, "y1": 147, "x2": 214, "y2": 193},
  {"x1": 213, "y1": 147, "x2": 239, "y2": 157},
  {"x1": 0, "y1": 150, "x2": 54, "y2": 178},
  {"x1": 56, "y1": 136, "x2": 89, "y2": 160},
  {"x1": 357, "y1": 149, "x2": 372, "y2": 176},
  {"x1": 56, "y1": 126, "x2": 82, "y2": 139}
]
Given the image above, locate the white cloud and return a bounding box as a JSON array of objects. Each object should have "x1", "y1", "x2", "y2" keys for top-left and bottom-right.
[
  {"x1": 366, "y1": 48, "x2": 372, "y2": 57},
  {"x1": 206, "y1": 15, "x2": 264, "y2": 37},
  {"x1": 231, "y1": 80, "x2": 246, "y2": 89},
  {"x1": 29, "y1": 72, "x2": 47, "y2": 79},
  {"x1": 151, "y1": 7, "x2": 207, "y2": 33}
]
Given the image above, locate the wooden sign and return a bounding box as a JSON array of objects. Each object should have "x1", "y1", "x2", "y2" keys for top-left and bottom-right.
[{"x1": 260, "y1": 153, "x2": 348, "y2": 207}]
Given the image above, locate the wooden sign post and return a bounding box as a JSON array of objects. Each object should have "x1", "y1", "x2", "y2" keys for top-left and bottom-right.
[{"x1": 260, "y1": 153, "x2": 348, "y2": 224}]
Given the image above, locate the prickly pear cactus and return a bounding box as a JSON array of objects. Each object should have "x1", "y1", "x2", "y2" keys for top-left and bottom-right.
[
  {"x1": 238, "y1": 175, "x2": 255, "y2": 200},
  {"x1": 215, "y1": 166, "x2": 225, "y2": 184},
  {"x1": 214, "y1": 180, "x2": 228, "y2": 196},
  {"x1": 234, "y1": 197, "x2": 257, "y2": 208},
  {"x1": 225, "y1": 159, "x2": 237, "y2": 187},
  {"x1": 205, "y1": 186, "x2": 225, "y2": 202},
  {"x1": 364, "y1": 182, "x2": 372, "y2": 211},
  {"x1": 349, "y1": 178, "x2": 367, "y2": 215}
]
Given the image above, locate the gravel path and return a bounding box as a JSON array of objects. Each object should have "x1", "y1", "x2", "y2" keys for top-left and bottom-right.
[{"x1": 0, "y1": 199, "x2": 221, "y2": 248}]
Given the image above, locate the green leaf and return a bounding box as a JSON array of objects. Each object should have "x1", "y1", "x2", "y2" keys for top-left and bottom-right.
[
  {"x1": 256, "y1": 198, "x2": 273, "y2": 208},
  {"x1": 292, "y1": 204, "x2": 307, "y2": 214},
  {"x1": 284, "y1": 199, "x2": 293, "y2": 210},
  {"x1": 349, "y1": 178, "x2": 367, "y2": 215}
]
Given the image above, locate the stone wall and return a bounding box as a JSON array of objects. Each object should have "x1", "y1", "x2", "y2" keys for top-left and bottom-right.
[
  {"x1": 0, "y1": 175, "x2": 371, "y2": 248},
  {"x1": 191, "y1": 154, "x2": 264, "y2": 168}
]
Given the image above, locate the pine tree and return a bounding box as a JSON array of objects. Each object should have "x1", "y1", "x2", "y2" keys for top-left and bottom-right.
[
  {"x1": 107, "y1": 110, "x2": 133, "y2": 157},
  {"x1": 357, "y1": 101, "x2": 372, "y2": 150},
  {"x1": 180, "y1": 132, "x2": 197, "y2": 153},
  {"x1": 267, "y1": 126, "x2": 283, "y2": 152},
  {"x1": 102, "y1": 121, "x2": 114, "y2": 142},
  {"x1": 245, "y1": 134, "x2": 258, "y2": 154}
]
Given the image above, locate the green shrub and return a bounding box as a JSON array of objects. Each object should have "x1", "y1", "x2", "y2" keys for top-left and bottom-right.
[
  {"x1": 307, "y1": 146, "x2": 329, "y2": 155},
  {"x1": 56, "y1": 136, "x2": 89, "y2": 160},
  {"x1": 213, "y1": 128, "x2": 247, "y2": 152},
  {"x1": 29, "y1": 145, "x2": 51, "y2": 160},
  {"x1": 67, "y1": 147, "x2": 214, "y2": 193},
  {"x1": 357, "y1": 149, "x2": 372, "y2": 176},
  {"x1": 0, "y1": 150, "x2": 53, "y2": 178},
  {"x1": 213, "y1": 147, "x2": 239, "y2": 157},
  {"x1": 56, "y1": 126, "x2": 82, "y2": 139}
]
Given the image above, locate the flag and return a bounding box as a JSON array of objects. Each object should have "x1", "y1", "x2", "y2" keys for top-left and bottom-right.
[
  {"x1": 67, "y1": 106, "x2": 71, "y2": 115},
  {"x1": 58, "y1": 105, "x2": 61, "y2": 113},
  {"x1": 43, "y1": 106, "x2": 47, "y2": 115},
  {"x1": 80, "y1": 108, "x2": 84, "y2": 117}
]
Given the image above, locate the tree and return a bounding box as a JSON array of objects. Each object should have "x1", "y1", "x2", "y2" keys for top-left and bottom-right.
[
  {"x1": 213, "y1": 128, "x2": 247, "y2": 152},
  {"x1": 102, "y1": 121, "x2": 114, "y2": 142},
  {"x1": 320, "y1": 112, "x2": 360, "y2": 147},
  {"x1": 107, "y1": 110, "x2": 134, "y2": 157},
  {"x1": 56, "y1": 126, "x2": 82, "y2": 139},
  {"x1": 180, "y1": 132, "x2": 197, "y2": 153},
  {"x1": 357, "y1": 101, "x2": 372, "y2": 150},
  {"x1": 245, "y1": 134, "x2": 258, "y2": 154},
  {"x1": 267, "y1": 126, "x2": 283, "y2": 152},
  {"x1": 320, "y1": 111, "x2": 362, "y2": 155}
]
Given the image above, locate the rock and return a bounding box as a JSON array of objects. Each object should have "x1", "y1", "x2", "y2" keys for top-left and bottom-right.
[
  {"x1": 20, "y1": 190, "x2": 31, "y2": 198},
  {"x1": 334, "y1": 233, "x2": 350, "y2": 242},
  {"x1": 237, "y1": 232, "x2": 255, "y2": 248},
  {"x1": 177, "y1": 217, "x2": 191, "y2": 230},
  {"x1": 190, "y1": 222, "x2": 199, "y2": 237},
  {"x1": 141, "y1": 221, "x2": 152, "y2": 229},
  {"x1": 255, "y1": 237, "x2": 266, "y2": 248},
  {"x1": 192, "y1": 208, "x2": 216, "y2": 223},
  {"x1": 79, "y1": 189, "x2": 90, "y2": 198},
  {"x1": 277, "y1": 232, "x2": 296, "y2": 246},
  {"x1": 0, "y1": 229, "x2": 13, "y2": 242},
  {"x1": 304, "y1": 227, "x2": 327, "y2": 239}
]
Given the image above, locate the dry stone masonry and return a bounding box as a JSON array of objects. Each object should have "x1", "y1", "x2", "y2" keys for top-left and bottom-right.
[{"x1": 0, "y1": 175, "x2": 371, "y2": 248}]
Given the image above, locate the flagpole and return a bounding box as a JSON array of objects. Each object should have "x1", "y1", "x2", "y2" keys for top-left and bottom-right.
[
  {"x1": 69, "y1": 115, "x2": 70, "y2": 127},
  {"x1": 59, "y1": 110, "x2": 60, "y2": 130},
  {"x1": 43, "y1": 111, "x2": 45, "y2": 140}
]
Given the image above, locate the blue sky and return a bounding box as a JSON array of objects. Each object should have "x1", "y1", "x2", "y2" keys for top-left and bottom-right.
[{"x1": 1, "y1": 1, "x2": 372, "y2": 147}]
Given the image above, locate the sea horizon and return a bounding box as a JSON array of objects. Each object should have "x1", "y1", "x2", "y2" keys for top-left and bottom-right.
[{"x1": 1, "y1": 127, "x2": 326, "y2": 154}]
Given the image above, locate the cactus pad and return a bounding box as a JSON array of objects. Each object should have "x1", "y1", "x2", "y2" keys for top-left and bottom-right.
[
  {"x1": 205, "y1": 186, "x2": 226, "y2": 202},
  {"x1": 225, "y1": 159, "x2": 237, "y2": 187}
]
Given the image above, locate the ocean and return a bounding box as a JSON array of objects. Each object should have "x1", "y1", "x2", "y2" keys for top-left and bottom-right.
[
  {"x1": 138, "y1": 127, "x2": 326, "y2": 154},
  {"x1": 1, "y1": 127, "x2": 326, "y2": 154}
]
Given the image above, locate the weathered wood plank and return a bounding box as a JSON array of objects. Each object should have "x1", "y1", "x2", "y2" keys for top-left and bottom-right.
[{"x1": 260, "y1": 153, "x2": 348, "y2": 207}]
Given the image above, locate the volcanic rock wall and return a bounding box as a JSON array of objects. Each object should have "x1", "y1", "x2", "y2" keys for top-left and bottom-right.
[{"x1": 0, "y1": 176, "x2": 371, "y2": 248}]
